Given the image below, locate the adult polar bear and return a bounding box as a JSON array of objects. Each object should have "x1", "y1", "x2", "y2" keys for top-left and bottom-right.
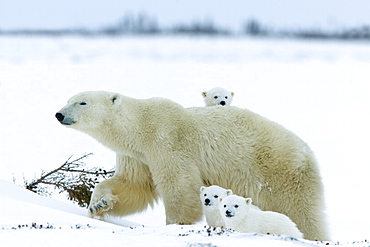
[{"x1": 55, "y1": 91, "x2": 328, "y2": 241}]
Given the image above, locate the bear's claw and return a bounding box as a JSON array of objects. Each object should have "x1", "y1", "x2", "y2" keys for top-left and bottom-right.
[
  {"x1": 88, "y1": 195, "x2": 118, "y2": 217},
  {"x1": 88, "y1": 198, "x2": 113, "y2": 216}
]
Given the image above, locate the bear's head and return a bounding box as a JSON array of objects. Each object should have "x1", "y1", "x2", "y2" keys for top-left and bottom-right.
[
  {"x1": 202, "y1": 87, "x2": 234, "y2": 107},
  {"x1": 55, "y1": 91, "x2": 122, "y2": 131},
  {"x1": 200, "y1": 185, "x2": 233, "y2": 208},
  {"x1": 219, "y1": 195, "x2": 252, "y2": 219}
]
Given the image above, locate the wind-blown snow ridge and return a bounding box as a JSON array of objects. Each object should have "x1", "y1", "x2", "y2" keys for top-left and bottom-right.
[{"x1": 0, "y1": 179, "x2": 369, "y2": 247}]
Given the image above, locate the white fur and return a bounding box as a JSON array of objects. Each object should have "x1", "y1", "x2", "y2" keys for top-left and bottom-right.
[
  {"x1": 202, "y1": 87, "x2": 234, "y2": 106},
  {"x1": 220, "y1": 195, "x2": 303, "y2": 239},
  {"x1": 200, "y1": 185, "x2": 233, "y2": 227},
  {"x1": 55, "y1": 91, "x2": 328, "y2": 241}
]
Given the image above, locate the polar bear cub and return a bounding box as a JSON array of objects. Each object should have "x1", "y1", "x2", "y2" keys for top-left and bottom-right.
[
  {"x1": 202, "y1": 87, "x2": 234, "y2": 106},
  {"x1": 219, "y1": 195, "x2": 303, "y2": 238},
  {"x1": 200, "y1": 185, "x2": 233, "y2": 227}
]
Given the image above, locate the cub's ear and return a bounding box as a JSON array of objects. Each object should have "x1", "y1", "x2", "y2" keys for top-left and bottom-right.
[
  {"x1": 110, "y1": 94, "x2": 121, "y2": 105},
  {"x1": 226, "y1": 189, "x2": 233, "y2": 196},
  {"x1": 202, "y1": 92, "x2": 207, "y2": 98},
  {"x1": 200, "y1": 186, "x2": 206, "y2": 192},
  {"x1": 231, "y1": 92, "x2": 235, "y2": 96},
  {"x1": 245, "y1": 198, "x2": 252, "y2": 205}
]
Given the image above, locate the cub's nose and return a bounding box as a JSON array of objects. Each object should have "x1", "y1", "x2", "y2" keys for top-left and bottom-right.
[
  {"x1": 220, "y1": 101, "x2": 226, "y2": 106},
  {"x1": 225, "y1": 210, "x2": 233, "y2": 217},
  {"x1": 205, "y1": 198, "x2": 210, "y2": 205},
  {"x1": 55, "y1": 112, "x2": 65, "y2": 122}
]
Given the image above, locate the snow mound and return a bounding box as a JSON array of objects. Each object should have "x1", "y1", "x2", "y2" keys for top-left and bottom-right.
[{"x1": 1, "y1": 179, "x2": 368, "y2": 247}]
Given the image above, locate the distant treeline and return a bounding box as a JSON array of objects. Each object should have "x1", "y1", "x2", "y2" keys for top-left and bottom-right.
[{"x1": 2, "y1": 13, "x2": 370, "y2": 40}]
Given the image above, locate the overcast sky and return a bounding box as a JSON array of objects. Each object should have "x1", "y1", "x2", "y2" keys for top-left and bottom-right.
[{"x1": 1, "y1": 0, "x2": 370, "y2": 31}]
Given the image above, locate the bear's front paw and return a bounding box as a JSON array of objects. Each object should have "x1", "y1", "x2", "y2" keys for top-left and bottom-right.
[{"x1": 88, "y1": 196, "x2": 118, "y2": 217}]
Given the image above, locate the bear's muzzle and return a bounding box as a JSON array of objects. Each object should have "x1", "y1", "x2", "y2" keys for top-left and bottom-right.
[{"x1": 55, "y1": 112, "x2": 75, "y2": 125}]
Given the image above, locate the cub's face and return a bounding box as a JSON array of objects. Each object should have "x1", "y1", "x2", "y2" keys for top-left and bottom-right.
[
  {"x1": 202, "y1": 88, "x2": 234, "y2": 106},
  {"x1": 55, "y1": 91, "x2": 120, "y2": 131},
  {"x1": 210, "y1": 92, "x2": 233, "y2": 106},
  {"x1": 200, "y1": 185, "x2": 233, "y2": 208},
  {"x1": 219, "y1": 195, "x2": 251, "y2": 219}
]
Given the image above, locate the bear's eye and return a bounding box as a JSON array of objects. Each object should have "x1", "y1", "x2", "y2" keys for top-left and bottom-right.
[
  {"x1": 79, "y1": 102, "x2": 87, "y2": 106},
  {"x1": 204, "y1": 194, "x2": 207, "y2": 197},
  {"x1": 214, "y1": 96, "x2": 218, "y2": 99},
  {"x1": 214, "y1": 195, "x2": 218, "y2": 198},
  {"x1": 225, "y1": 96, "x2": 228, "y2": 99},
  {"x1": 223, "y1": 205, "x2": 226, "y2": 208},
  {"x1": 234, "y1": 205, "x2": 239, "y2": 208}
]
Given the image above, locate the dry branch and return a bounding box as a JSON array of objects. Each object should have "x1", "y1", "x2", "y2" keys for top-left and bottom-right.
[{"x1": 24, "y1": 153, "x2": 114, "y2": 207}]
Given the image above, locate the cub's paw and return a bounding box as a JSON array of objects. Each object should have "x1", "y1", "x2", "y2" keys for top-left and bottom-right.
[{"x1": 88, "y1": 196, "x2": 118, "y2": 217}]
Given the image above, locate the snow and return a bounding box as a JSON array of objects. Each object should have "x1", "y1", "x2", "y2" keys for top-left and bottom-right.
[{"x1": 1, "y1": 36, "x2": 370, "y2": 246}]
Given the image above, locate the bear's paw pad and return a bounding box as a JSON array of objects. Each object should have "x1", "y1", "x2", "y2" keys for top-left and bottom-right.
[{"x1": 88, "y1": 197, "x2": 116, "y2": 216}]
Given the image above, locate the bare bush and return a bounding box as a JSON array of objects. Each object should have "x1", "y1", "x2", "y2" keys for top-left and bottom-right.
[{"x1": 24, "y1": 153, "x2": 114, "y2": 207}]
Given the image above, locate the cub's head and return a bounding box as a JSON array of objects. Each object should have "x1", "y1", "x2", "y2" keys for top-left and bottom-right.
[
  {"x1": 219, "y1": 195, "x2": 252, "y2": 219},
  {"x1": 55, "y1": 91, "x2": 122, "y2": 131},
  {"x1": 202, "y1": 87, "x2": 234, "y2": 106},
  {"x1": 200, "y1": 185, "x2": 233, "y2": 208}
]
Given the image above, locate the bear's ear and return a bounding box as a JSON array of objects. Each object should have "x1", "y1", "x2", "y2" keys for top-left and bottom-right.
[
  {"x1": 110, "y1": 94, "x2": 121, "y2": 105},
  {"x1": 231, "y1": 92, "x2": 235, "y2": 96},
  {"x1": 226, "y1": 189, "x2": 233, "y2": 196},
  {"x1": 245, "y1": 198, "x2": 252, "y2": 205},
  {"x1": 202, "y1": 92, "x2": 207, "y2": 98},
  {"x1": 200, "y1": 186, "x2": 206, "y2": 192}
]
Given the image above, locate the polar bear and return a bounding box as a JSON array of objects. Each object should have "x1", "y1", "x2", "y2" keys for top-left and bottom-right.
[
  {"x1": 200, "y1": 185, "x2": 261, "y2": 228},
  {"x1": 202, "y1": 87, "x2": 234, "y2": 106},
  {"x1": 220, "y1": 195, "x2": 303, "y2": 239},
  {"x1": 200, "y1": 185, "x2": 233, "y2": 227},
  {"x1": 55, "y1": 91, "x2": 328, "y2": 241}
]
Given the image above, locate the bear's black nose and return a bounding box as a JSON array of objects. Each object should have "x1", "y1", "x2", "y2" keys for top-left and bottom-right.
[
  {"x1": 205, "y1": 198, "x2": 210, "y2": 204},
  {"x1": 55, "y1": 112, "x2": 65, "y2": 122},
  {"x1": 225, "y1": 210, "x2": 233, "y2": 217},
  {"x1": 220, "y1": 101, "x2": 226, "y2": 106}
]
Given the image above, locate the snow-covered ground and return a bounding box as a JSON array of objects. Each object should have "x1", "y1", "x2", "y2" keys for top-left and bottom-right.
[
  {"x1": 0, "y1": 179, "x2": 367, "y2": 247},
  {"x1": 1, "y1": 36, "x2": 370, "y2": 246}
]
